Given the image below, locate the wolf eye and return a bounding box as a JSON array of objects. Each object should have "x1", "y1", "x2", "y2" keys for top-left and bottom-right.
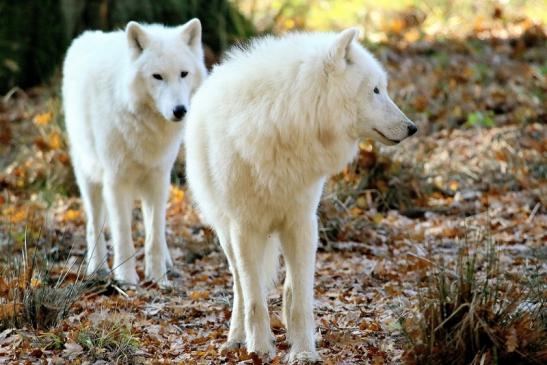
[
  {"x1": 180, "y1": 71, "x2": 188, "y2": 78},
  {"x1": 373, "y1": 87, "x2": 380, "y2": 94},
  {"x1": 152, "y1": 74, "x2": 163, "y2": 80}
]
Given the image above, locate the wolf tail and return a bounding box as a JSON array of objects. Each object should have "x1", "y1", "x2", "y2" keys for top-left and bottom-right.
[{"x1": 262, "y1": 233, "x2": 281, "y2": 294}]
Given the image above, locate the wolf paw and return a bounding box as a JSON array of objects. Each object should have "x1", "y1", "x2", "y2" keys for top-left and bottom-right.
[
  {"x1": 145, "y1": 256, "x2": 168, "y2": 283},
  {"x1": 87, "y1": 267, "x2": 111, "y2": 279},
  {"x1": 249, "y1": 350, "x2": 275, "y2": 364},
  {"x1": 247, "y1": 337, "x2": 276, "y2": 363},
  {"x1": 86, "y1": 257, "x2": 109, "y2": 276},
  {"x1": 164, "y1": 249, "x2": 174, "y2": 268},
  {"x1": 166, "y1": 266, "x2": 182, "y2": 278},
  {"x1": 113, "y1": 267, "x2": 139, "y2": 286},
  {"x1": 288, "y1": 351, "x2": 321, "y2": 364},
  {"x1": 219, "y1": 339, "x2": 244, "y2": 354}
]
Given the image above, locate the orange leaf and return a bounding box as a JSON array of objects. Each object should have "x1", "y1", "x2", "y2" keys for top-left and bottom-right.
[
  {"x1": 441, "y1": 227, "x2": 461, "y2": 238},
  {"x1": 10, "y1": 209, "x2": 27, "y2": 223},
  {"x1": 189, "y1": 290, "x2": 209, "y2": 300},
  {"x1": 389, "y1": 19, "x2": 405, "y2": 34},
  {"x1": 403, "y1": 29, "x2": 420, "y2": 42},
  {"x1": 448, "y1": 180, "x2": 459, "y2": 192},
  {"x1": 63, "y1": 209, "x2": 81, "y2": 222},
  {"x1": 30, "y1": 278, "x2": 42, "y2": 288},
  {"x1": 33, "y1": 112, "x2": 52, "y2": 126},
  {"x1": 283, "y1": 18, "x2": 295, "y2": 29},
  {"x1": 0, "y1": 277, "x2": 10, "y2": 296},
  {"x1": 48, "y1": 132, "x2": 62, "y2": 150},
  {"x1": 57, "y1": 152, "x2": 71, "y2": 165},
  {"x1": 170, "y1": 186, "x2": 185, "y2": 203},
  {"x1": 369, "y1": 322, "x2": 381, "y2": 331}
]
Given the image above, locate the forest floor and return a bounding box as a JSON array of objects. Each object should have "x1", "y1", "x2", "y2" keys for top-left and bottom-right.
[{"x1": 0, "y1": 14, "x2": 545, "y2": 365}]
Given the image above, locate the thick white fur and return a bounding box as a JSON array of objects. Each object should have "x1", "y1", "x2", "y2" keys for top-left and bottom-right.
[
  {"x1": 63, "y1": 19, "x2": 207, "y2": 285},
  {"x1": 185, "y1": 29, "x2": 416, "y2": 361}
]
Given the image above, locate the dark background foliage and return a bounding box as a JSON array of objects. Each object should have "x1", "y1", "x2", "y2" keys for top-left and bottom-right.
[{"x1": 0, "y1": 0, "x2": 254, "y2": 92}]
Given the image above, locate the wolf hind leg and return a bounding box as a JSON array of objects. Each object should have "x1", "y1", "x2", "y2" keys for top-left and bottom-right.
[
  {"x1": 217, "y1": 222, "x2": 246, "y2": 351},
  {"x1": 230, "y1": 224, "x2": 275, "y2": 360}
]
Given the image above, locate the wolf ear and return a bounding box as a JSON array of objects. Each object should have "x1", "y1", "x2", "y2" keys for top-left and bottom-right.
[
  {"x1": 126, "y1": 21, "x2": 149, "y2": 59},
  {"x1": 180, "y1": 18, "x2": 202, "y2": 54},
  {"x1": 326, "y1": 28, "x2": 359, "y2": 72}
]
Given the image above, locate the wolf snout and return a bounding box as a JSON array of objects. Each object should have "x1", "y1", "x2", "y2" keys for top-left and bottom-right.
[
  {"x1": 407, "y1": 123, "x2": 418, "y2": 136},
  {"x1": 172, "y1": 105, "x2": 187, "y2": 121}
]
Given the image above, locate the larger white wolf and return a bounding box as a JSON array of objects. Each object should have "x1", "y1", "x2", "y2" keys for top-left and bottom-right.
[
  {"x1": 63, "y1": 19, "x2": 207, "y2": 285},
  {"x1": 185, "y1": 29, "x2": 417, "y2": 361}
]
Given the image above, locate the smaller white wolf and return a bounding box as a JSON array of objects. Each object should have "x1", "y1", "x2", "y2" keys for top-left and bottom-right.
[
  {"x1": 185, "y1": 29, "x2": 417, "y2": 361},
  {"x1": 63, "y1": 19, "x2": 207, "y2": 285}
]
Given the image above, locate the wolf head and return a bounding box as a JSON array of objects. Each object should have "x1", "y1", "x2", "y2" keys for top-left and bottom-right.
[
  {"x1": 125, "y1": 19, "x2": 207, "y2": 122},
  {"x1": 325, "y1": 28, "x2": 417, "y2": 145}
]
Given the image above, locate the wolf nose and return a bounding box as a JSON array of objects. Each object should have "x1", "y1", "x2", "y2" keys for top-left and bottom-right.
[
  {"x1": 173, "y1": 105, "x2": 187, "y2": 120},
  {"x1": 407, "y1": 124, "x2": 418, "y2": 136}
]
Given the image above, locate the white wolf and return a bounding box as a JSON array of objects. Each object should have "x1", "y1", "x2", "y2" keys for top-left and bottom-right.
[
  {"x1": 185, "y1": 29, "x2": 417, "y2": 362},
  {"x1": 63, "y1": 19, "x2": 207, "y2": 285}
]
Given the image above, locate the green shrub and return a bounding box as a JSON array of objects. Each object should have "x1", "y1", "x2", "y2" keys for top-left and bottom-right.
[{"x1": 401, "y1": 238, "x2": 546, "y2": 365}]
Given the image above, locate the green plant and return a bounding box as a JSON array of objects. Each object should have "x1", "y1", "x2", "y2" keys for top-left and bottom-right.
[
  {"x1": 0, "y1": 226, "x2": 105, "y2": 331},
  {"x1": 77, "y1": 319, "x2": 139, "y2": 364},
  {"x1": 401, "y1": 236, "x2": 546, "y2": 365},
  {"x1": 38, "y1": 331, "x2": 66, "y2": 350},
  {"x1": 466, "y1": 111, "x2": 495, "y2": 127}
]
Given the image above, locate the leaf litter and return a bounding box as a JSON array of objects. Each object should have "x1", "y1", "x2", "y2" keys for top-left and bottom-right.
[{"x1": 0, "y1": 10, "x2": 546, "y2": 365}]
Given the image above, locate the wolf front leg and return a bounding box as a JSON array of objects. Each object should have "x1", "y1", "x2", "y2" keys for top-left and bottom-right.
[
  {"x1": 74, "y1": 171, "x2": 108, "y2": 276},
  {"x1": 230, "y1": 224, "x2": 275, "y2": 360},
  {"x1": 280, "y1": 216, "x2": 320, "y2": 363},
  {"x1": 141, "y1": 170, "x2": 171, "y2": 285},
  {"x1": 103, "y1": 179, "x2": 139, "y2": 285}
]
